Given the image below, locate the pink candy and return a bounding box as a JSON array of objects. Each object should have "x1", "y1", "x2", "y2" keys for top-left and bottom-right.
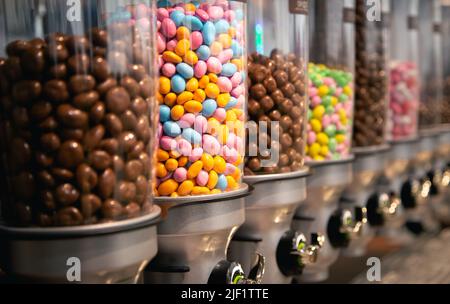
[
  {"x1": 217, "y1": 77, "x2": 232, "y2": 93},
  {"x1": 196, "y1": 170, "x2": 209, "y2": 186},
  {"x1": 310, "y1": 96, "x2": 321, "y2": 107},
  {"x1": 213, "y1": 108, "x2": 227, "y2": 122},
  {"x1": 190, "y1": 147, "x2": 204, "y2": 162},
  {"x1": 166, "y1": 39, "x2": 177, "y2": 51},
  {"x1": 207, "y1": 57, "x2": 222, "y2": 74},
  {"x1": 307, "y1": 132, "x2": 316, "y2": 145},
  {"x1": 230, "y1": 72, "x2": 242, "y2": 88},
  {"x1": 160, "y1": 136, "x2": 176, "y2": 151},
  {"x1": 161, "y1": 18, "x2": 176, "y2": 38},
  {"x1": 218, "y1": 49, "x2": 233, "y2": 64},
  {"x1": 208, "y1": 6, "x2": 224, "y2": 20},
  {"x1": 177, "y1": 138, "x2": 192, "y2": 156},
  {"x1": 162, "y1": 63, "x2": 176, "y2": 77},
  {"x1": 190, "y1": 31, "x2": 203, "y2": 50},
  {"x1": 157, "y1": 8, "x2": 169, "y2": 22},
  {"x1": 174, "y1": 167, "x2": 187, "y2": 182},
  {"x1": 194, "y1": 116, "x2": 208, "y2": 133},
  {"x1": 196, "y1": 9, "x2": 209, "y2": 22},
  {"x1": 178, "y1": 113, "x2": 196, "y2": 128},
  {"x1": 194, "y1": 60, "x2": 207, "y2": 78},
  {"x1": 203, "y1": 135, "x2": 221, "y2": 155}
]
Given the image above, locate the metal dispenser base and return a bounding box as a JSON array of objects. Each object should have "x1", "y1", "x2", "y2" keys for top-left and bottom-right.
[
  {"x1": 0, "y1": 205, "x2": 161, "y2": 283},
  {"x1": 228, "y1": 169, "x2": 310, "y2": 284},
  {"x1": 293, "y1": 158, "x2": 354, "y2": 282},
  {"x1": 144, "y1": 186, "x2": 248, "y2": 284}
]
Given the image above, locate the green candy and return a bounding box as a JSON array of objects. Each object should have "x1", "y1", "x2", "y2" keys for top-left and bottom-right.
[
  {"x1": 339, "y1": 94, "x2": 348, "y2": 102},
  {"x1": 328, "y1": 138, "x2": 337, "y2": 152},
  {"x1": 325, "y1": 125, "x2": 337, "y2": 137},
  {"x1": 326, "y1": 105, "x2": 334, "y2": 115},
  {"x1": 322, "y1": 96, "x2": 332, "y2": 107},
  {"x1": 307, "y1": 109, "x2": 312, "y2": 120}
]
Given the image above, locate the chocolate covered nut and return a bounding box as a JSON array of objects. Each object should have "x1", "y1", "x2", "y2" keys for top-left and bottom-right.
[
  {"x1": 40, "y1": 133, "x2": 61, "y2": 152},
  {"x1": 128, "y1": 64, "x2": 147, "y2": 82},
  {"x1": 84, "y1": 125, "x2": 105, "y2": 151},
  {"x1": 37, "y1": 170, "x2": 56, "y2": 188},
  {"x1": 6, "y1": 40, "x2": 31, "y2": 56},
  {"x1": 41, "y1": 190, "x2": 56, "y2": 210},
  {"x1": 117, "y1": 181, "x2": 137, "y2": 203},
  {"x1": 135, "y1": 116, "x2": 150, "y2": 142},
  {"x1": 38, "y1": 116, "x2": 58, "y2": 131},
  {"x1": 68, "y1": 54, "x2": 90, "y2": 74},
  {"x1": 46, "y1": 43, "x2": 69, "y2": 62},
  {"x1": 118, "y1": 132, "x2": 137, "y2": 153},
  {"x1": 66, "y1": 35, "x2": 91, "y2": 53},
  {"x1": 124, "y1": 202, "x2": 141, "y2": 218},
  {"x1": 124, "y1": 160, "x2": 144, "y2": 181},
  {"x1": 4, "y1": 57, "x2": 22, "y2": 81},
  {"x1": 112, "y1": 155, "x2": 125, "y2": 174},
  {"x1": 15, "y1": 203, "x2": 32, "y2": 226},
  {"x1": 12, "y1": 107, "x2": 29, "y2": 128},
  {"x1": 35, "y1": 151, "x2": 54, "y2": 168},
  {"x1": 48, "y1": 63, "x2": 67, "y2": 79},
  {"x1": 98, "y1": 169, "x2": 116, "y2": 199},
  {"x1": 73, "y1": 90, "x2": 100, "y2": 109},
  {"x1": 109, "y1": 51, "x2": 128, "y2": 74},
  {"x1": 88, "y1": 150, "x2": 111, "y2": 171},
  {"x1": 106, "y1": 86, "x2": 131, "y2": 114},
  {"x1": 30, "y1": 101, "x2": 52, "y2": 122},
  {"x1": 91, "y1": 29, "x2": 108, "y2": 47},
  {"x1": 12, "y1": 80, "x2": 41, "y2": 104},
  {"x1": 135, "y1": 175, "x2": 148, "y2": 205},
  {"x1": 13, "y1": 171, "x2": 35, "y2": 200},
  {"x1": 21, "y1": 48, "x2": 45, "y2": 74},
  {"x1": 90, "y1": 101, "x2": 106, "y2": 124},
  {"x1": 51, "y1": 167, "x2": 74, "y2": 182},
  {"x1": 101, "y1": 199, "x2": 123, "y2": 219},
  {"x1": 55, "y1": 183, "x2": 80, "y2": 206},
  {"x1": 121, "y1": 76, "x2": 141, "y2": 98},
  {"x1": 44, "y1": 80, "x2": 69, "y2": 102},
  {"x1": 250, "y1": 84, "x2": 267, "y2": 100},
  {"x1": 10, "y1": 138, "x2": 31, "y2": 169},
  {"x1": 76, "y1": 164, "x2": 98, "y2": 192},
  {"x1": 96, "y1": 78, "x2": 117, "y2": 96},
  {"x1": 128, "y1": 141, "x2": 145, "y2": 159},
  {"x1": 69, "y1": 75, "x2": 96, "y2": 94},
  {"x1": 120, "y1": 110, "x2": 138, "y2": 131},
  {"x1": 105, "y1": 113, "x2": 123, "y2": 136},
  {"x1": 260, "y1": 96, "x2": 274, "y2": 112},
  {"x1": 80, "y1": 194, "x2": 102, "y2": 218},
  {"x1": 131, "y1": 97, "x2": 148, "y2": 116},
  {"x1": 60, "y1": 128, "x2": 84, "y2": 141},
  {"x1": 56, "y1": 207, "x2": 83, "y2": 226},
  {"x1": 92, "y1": 56, "x2": 110, "y2": 81},
  {"x1": 99, "y1": 138, "x2": 119, "y2": 155},
  {"x1": 139, "y1": 78, "x2": 154, "y2": 98},
  {"x1": 57, "y1": 140, "x2": 84, "y2": 169},
  {"x1": 56, "y1": 104, "x2": 88, "y2": 128}
]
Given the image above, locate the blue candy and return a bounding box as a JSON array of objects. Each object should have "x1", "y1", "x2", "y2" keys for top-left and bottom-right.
[
  {"x1": 214, "y1": 20, "x2": 230, "y2": 34},
  {"x1": 231, "y1": 40, "x2": 243, "y2": 58},
  {"x1": 159, "y1": 105, "x2": 171, "y2": 123},
  {"x1": 216, "y1": 174, "x2": 228, "y2": 191},
  {"x1": 182, "y1": 15, "x2": 203, "y2": 31},
  {"x1": 196, "y1": 45, "x2": 211, "y2": 61},
  {"x1": 176, "y1": 63, "x2": 194, "y2": 79},
  {"x1": 202, "y1": 99, "x2": 218, "y2": 117},
  {"x1": 221, "y1": 63, "x2": 237, "y2": 77},
  {"x1": 202, "y1": 21, "x2": 216, "y2": 46},
  {"x1": 225, "y1": 97, "x2": 238, "y2": 110},
  {"x1": 235, "y1": 9, "x2": 244, "y2": 21},
  {"x1": 171, "y1": 74, "x2": 186, "y2": 93},
  {"x1": 182, "y1": 128, "x2": 202, "y2": 145},
  {"x1": 157, "y1": 0, "x2": 171, "y2": 8},
  {"x1": 163, "y1": 121, "x2": 181, "y2": 137},
  {"x1": 170, "y1": 10, "x2": 185, "y2": 27}
]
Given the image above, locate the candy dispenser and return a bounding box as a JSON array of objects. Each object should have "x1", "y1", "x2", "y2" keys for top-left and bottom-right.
[
  {"x1": 292, "y1": 0, "x2": 358, "y2": 283},
  {"x1": 227, "y1": 0, "x2": 316, "y2": 284},
  {"x1": 0, "y1": 0, "x2": 161, "y2": 283},
  {"x1": 144, "y1": 0, "x2": 262, "y2": 284},
  {"x1": 341, "y1": 0, "x2": 396, "y2": 258}
]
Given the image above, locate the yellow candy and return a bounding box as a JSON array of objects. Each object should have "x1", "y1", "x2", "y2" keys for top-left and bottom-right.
[
  {"x1": 231, "y1": 167, "x2": 241, "y2": 182},
  {"x1": 336, "y1": 134, "x2": 346, "y2": 144},
  {"x1": 186, "y1": 78, "x2": 199, "y2": 92},
  {"x1": 314, "y1": 155, "x2": 325, "y2": 161},
  {"x1": 159, "y1": 77, "x2": 171, "y2": 95},
  {"x1": 175, "y1": 39, "x2": 190, "y2": 56},
  {"x1": 177, "y1": 91, "x2": 194, "y2": 105},
  {"x1": 158, "y1": 179, "x2": 179, "y2": 196},
  {"x1": 199, "y1": 75, "x2": 210, "y2": 88},
  {"x1": 164, "y1": 92, "x2": 177, "y2": 106},
  {"x1": 210, "y1": 189, "x2": 222, "y2": 195},
  {"x1": 213, "y1": 156, "x2": 227, "y2": 174},
  {"x1": 233, "y1": 154, "x2": 243, "y2": 166},
  {"x1": 233, "y1": 109, "x2": 243, "y2": 117},
  {"x1": 178, "y1": 156, "x2": 188, "y2": 167},
  {"x1": 217, "y1": 125, "x2": 229, "y2": 145},
  {"x1": 157, "y1": 149, "x2": 169, "y2": 162},
  {"x1": 210, "y1": 41, "x2": 223, "y2": 56},
  {"x1": 156, "y1": 162, "x2": 168, "y2": 178},
  {"x1": 187, "y1": 161, "x2": 203, "y2": 179},
  {"x1": 170, "y1": 192, "x2": 179, "y2": 198},
  {"x1": 184, "y1": 100, "x2": 203, "y2": 113},
  {"x1": 217, "y1": 93, "x2": 230, "y2": 108},
  {"x1": 226, "y1": 176, "x2": 237, "y2": 190},
  {"x1": 165, "y1": 158, "x2": 178, "y2": 172},
  {"x1": 331, "y1": 96, "x2": 338, "y2": 106},
  {"x1": 228, "y1": 27, "x2": 237, "y2": 38},
  {"x1": 313, "y1": 105, "x2": 325, "y2": 120},
  {"x1": 184, "y1": 50, "x2": 198, "y2": 65},
  {"x1": 226, "y1": 110, "x2": 237, "y2": 122},
  {"x1": 208, "y1": 73, "x2": 218, "y2": 83},
  {"x1": 310, "y1": 119, "x2": 322, "y2": 133},
  {"x1": 193, "y1": 89, "x2": 206, "y2": 102},
  {"x1": 184, "y1": 3, "x2": 196, "y2": 11},
  {"x1": 231, "y1": 59, "x2": 243, "y2": 71},
  {"x1": 156, "y1": 92, "x2": 164, "y2": 104},
  {"x1": 318, "y1": 85, "x2": 329, "y2": 97},
  {"x1": 207, "y1": 118, "x2": 221, "y2": 135},
  {"x1": 162, "y1": 51, "x2": 182, "y2": 64},
  {"x1": 320, "y1": 146, "x2": 329, "y2": 157},
  {"x1": 339, "y1": 109, "x2": 347, "y2": 124},
  {"x1": 317, "y1": 132, "x2": 329, "y2": 145},
  {"x1": 169, "y1": 150, "x2": 181, "y2": 159},
  {"x1": 176, "y1": 26, "x2": 190, "y2": 40},
  {"x1": 207, "y1": 170, "x2": 219, "y2": 189},
  {"x1": 343, "y1": 85, "x2": 353, "y2": 97},
  {"x1": 191, "y1": 186, "x2": 210, "y2": 195},
  {"x1": 171, "y1": 105, "x2": 185, "y2": 120},
  {"x1": 309, "y1": 143, "x2": 321, "y2": 158},
  {"x1": 177, "y1": 180, "x2": 194, "y2": 196},
  {"x1": 205, "y1": 83, "x2": 220, "y2": 98},
  {"x1": 218, "y1": 34, "x2": 232, "y2": 49},
  {"x1": 201, "y1": 153, "x2": 214, "y2": 171}
]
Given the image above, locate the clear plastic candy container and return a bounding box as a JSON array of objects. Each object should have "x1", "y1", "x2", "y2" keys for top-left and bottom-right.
[
  {"x1": 442, "y1": 1, "x2": 450, "y2": 125},
  {"x1": 307, "y1": 0, "x2": 355, "y2": 162},
  {"x1": 0, "y1": 0, "x2": 158, "y2": 227},
  {"x1": 155, "y1": 0, "x2": 247, "y2": 197},
  {"x1": 245, "y1": 0, "x2": 308, "y2": 175}
]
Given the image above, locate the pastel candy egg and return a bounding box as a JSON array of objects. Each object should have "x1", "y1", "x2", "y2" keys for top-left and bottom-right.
[
  {"x1": 224, "y1": 163, "x2": 237, "y2": 175},
  {"x1": 207, "y1": 57, "x2": 222, "y2": 74},
  {"x1": 217, "y1": 93, "x2": 230, "y2": 108},
  {"x1": 160, "y1": 136, "x2": 176, "y2": 151},
  {"x1": 184, "y1": 50, "x2": 199, "y2": 65},
  {"x1": 161, "y1": 18, "x2": 176, "y2": 38},
  {"x1": 202, "y1": 99, "x2": 218, "y2": 117},
  {"x1": 231, "y1": 84, "x2": 244, "y2": 98},
  {"x1": 194, "y1": 115, "x2": 208, "y2": 133},
  {"x1": 187, "y1": 161, "x2": 203, "y2": 179},
  {"x1": 170, "y1": 105, "x2": 184, "y2": 120},
  {"x1": 177, "y1": 91, "x2": 194, "y2": 105},
  {"x1": 216, "y1": 174, "x2": 228, "y2": 191},
  {"x1": 175, "y1": 39, "x2": 190, "y2": 56},
  {"x1": 205, "y1": 83, "x2": 220, "y2": 98},
  {"x1": 171, "y1": 74, "x2": 186, "y2": 93},
  {"x1": 173, "y1": 167, "x2": 187, "y2": 183},
  {"x1": 176, "y1": 62, "x2": 194, "y2": 79},
  {"x1": 190, "y1": 147, "x2": 204, "y2": 162},
  {"x1": 177, "y1": 138, "x2": 193, "y2": 156},
  {"x1": 179, "y1": 113, "x2": 196, "y2": 128},
  {"x1": 158, "y1": 123, "x2": 163, "y2": 139},
  {"x1": 224, "y1": 97, "x2": 238, "y2": 110},
  {"x1": 159, "y1": 77, "x2": 171, "y2": 94},
  {"x1": 176, "y1": 26, "x2": 190, "y2": 40},
  {"x1": 207, "y1": 171, "x2": 219, "y2": 189},
  {"x1": 214, "y1": 20, "x2": 230, "y2": 34},
  {"x1": 170, "y1": 10, "x2": 185, "y2": 26},
  {"x1": 162, "y1": 63, "x2": 176, "y2": 77},
  {"x1": 186, "y1": 78, "x2": 199, "y2": 92},
  {"x1": 182, "y1": 15, "x2": 203, "y2": 31},
  {"x1": 208, "y1": 6, "x2": 224, "y2": 21},
  {"x1": 203, "y1": 134, "x2": 221, "y2": 155},
  {"x1": 163, "y1": 121, "x2": 181, "y2": 137},
  {"x1": 218, "y1": 49, "x2": 233, "y2": 64},
  {"x1": 194, "y1": 60, "x2": 207, "y2": 78},
  {"x1": 224, "y1": 10, "x2": 236, "y2": 22},
  {"x1": 157, "y1": 8, "x2": 169, "y2": 22},
  {"x1": 196, "y1": 170, "x2": 209, "y2": 186},
  {"x1": 157, "y1": 179, "x2": 178, "y2": 196},
  {"x1": 194, "y1": 88, "x2": 206, "y2": 102},
  {"x1": 196, "y1": 45, "x2": 211, "y2": 61},
  {"x1": 201, "y1": 153, "x2": 215, "y2": 171},
  {"x1": 184, "y1": 100, "x2": 203, "y2": 113},
  {"x1": 217, "y1": 76, "x2": 232, "y2": 93},
  {"x1": 157, "y1": 33, "x2": 166, "y2": 54},
  {"x1": 190, "y1": 31, "x2": 203, "y2": 50},
  {"x1": 221, "y1": 63, "x2": 237, "y2": 77},
  {"x1": 202, "y1": 22, "x2": 216, "y2": 46},
  {"x1": 210, "y1": 41, "x2": 223, "y2": 56},
  {"x1": 162, "y1": 51, "x2": 182, "y2": 63},
  {"x1": 195, "y1": 8, "x2": 209, "y2": 22},
  {"x1": 230, "y1": 72, "x2": 242, "y2": 88},
  {"x1": 213, "y1": 108, "x2": 226, "y2": 122},
  {"x1": 159, "y1": 105, "x2": 171, "y2": 122},
  {"x1": 177, "y1": 180, "x2": 194, "y2": 196}
]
